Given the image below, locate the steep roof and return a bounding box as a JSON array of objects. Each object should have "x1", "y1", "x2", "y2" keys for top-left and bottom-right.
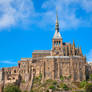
[{"x1": 53, "y1": 31, "x2": 62, "y2": 39}]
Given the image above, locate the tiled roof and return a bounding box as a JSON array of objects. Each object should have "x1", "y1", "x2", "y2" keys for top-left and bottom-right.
[{"x1": 32, "y1": 50, "x2": 51, "y2": 53}]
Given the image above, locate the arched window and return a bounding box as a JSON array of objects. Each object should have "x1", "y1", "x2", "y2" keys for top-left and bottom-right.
[{"x1": 54, "y1": 41, "x2": 56, "y2": 46}]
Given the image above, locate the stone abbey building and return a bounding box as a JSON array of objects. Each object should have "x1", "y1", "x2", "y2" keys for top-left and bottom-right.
[{"x1": 0, "y1": 14, "x2": 88, "y2": 92}]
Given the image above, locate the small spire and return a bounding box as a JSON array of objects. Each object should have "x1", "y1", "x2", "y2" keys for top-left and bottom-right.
[
  {"x1": 80, "y1": 46, "x2": 82, "y2": 56},
  {"x1": 56, "y1": 10, "x2": 58, "y2": 24},
  {"x1": 80, "y1": 47, "x2": 82, "y2": 52},
  {"x1": 77, "y1": 44, "x2": 79, "y2": 50},
  {"x1": 73, "y1": 40, "x2": 75, "y2": 47}
]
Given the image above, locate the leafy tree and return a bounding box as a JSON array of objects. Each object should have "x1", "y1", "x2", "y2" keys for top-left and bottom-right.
[
  {"x1": 85, "y1": 83, "x2": 92, "y2": 92},
  {"x1": 4, "y1": 84, "x2": 21, "y2": 92}
]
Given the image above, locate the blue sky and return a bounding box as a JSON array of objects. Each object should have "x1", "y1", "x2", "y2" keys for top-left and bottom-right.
[{"x1": 0, "y1": 0, "x2": 92, "y2": 68}]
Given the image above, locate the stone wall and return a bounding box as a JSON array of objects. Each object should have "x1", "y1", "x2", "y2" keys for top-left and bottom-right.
[
  {"x1": 42, "y1": 56, "x2": 86, "y2": 82},
  {"x1": 0, "y1": 70, "x2": 2, "y2": 82},
  {"x1": 0, "y1": 81, "x2": 3, "y2": 92}
]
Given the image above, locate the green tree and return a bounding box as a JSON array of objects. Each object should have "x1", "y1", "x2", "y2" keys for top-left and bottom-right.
[
  {"x1": 4, "y1": 84, "x2": 21, "y2": 92},
  {"x1": 85, "y1": 83, "x2": 92, "y2": 92}
]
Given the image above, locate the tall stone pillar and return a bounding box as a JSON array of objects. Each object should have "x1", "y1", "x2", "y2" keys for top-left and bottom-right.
[
  {"x1": 82, "y1": 65, "x2": 86, "y2": 81},
  {"x1": 42, "y1": 60, "x2": 45, "y2": 82},
  {"x1": 70, "y1": 58, "x2": 74, "y2": 81},
  {"x1": 65, "y1": 46, "x2": 68, "y2": 56},
  {"x1": 77, "y1": 62, "x2": 80, "y2": 82},
  {"x1": 52, "y1": 40, "x2": 54, "y2": 49},
  {"x1": 57, "y1": 58, "x2": 60, "y2": 79},
  {"x1": 69, "y1": 44, "x2": 71, "y2": 56},
  {"x1": 61, "y1": 39, "x2": 62, "y2": 48},
  {"x1": 52, "y1": 59, "x2": 55, "y2": 80}
]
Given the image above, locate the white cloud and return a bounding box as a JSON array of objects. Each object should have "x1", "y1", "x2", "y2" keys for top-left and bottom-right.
[
  {"x1": 0, "y1": 0, "x2": 92, "y2": 31},
  {"x1": 0, "y1": 0, "x2": 34, "y2": 31},
  {"x1": 0, "y1": 60, "x2": 17, "y2": 64},
  {"x1": 87, "y1": 49, "x2": 92, "y2": 62},
  {"x1": 82, "y1": 0, "x2": 92, "y2": 12},
  {"x1": 40, "y1": 0, "x2": 92, "y2": 30}
]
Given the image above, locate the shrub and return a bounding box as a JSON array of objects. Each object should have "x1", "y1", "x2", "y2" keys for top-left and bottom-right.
[
  {"x1": 4, "y1": 84, "x2": 21, "y2": 92},
  {"x1": 68, "y1": 75, "x2": 71, "y2": 79},
  {"x1": 24, "y1": 91, "x2": 28, "y2": 92},
  {"x1": 21, "y1": 80, "x2": 25, "y2": 83},
  {"x1": 80, "y1": 80, "x2": 87, "y2": 88},
  {"x1": 46, "y1": 79, "x2": 53, "y2": 82},
  {"x1": 60, "y1": 76, "x2": 64, "y2": 81},
  {"x1": 59, "y1": 82, "x2": 64, "y2": 88},
  {"x1": 49, "y1": 85, "x2": 56, "y2": 91},
  {"x1": 30, "y1": 90, "x2": 34, "y2": 92},
  {"x1": 38, "y1": 73, "x2": 42, "y2": 81},
  {"x1": 85, "y1": 83, "x2": 92, "y2": 92},
  {"x1": 89, "y1": 74, "x2": 92, "y2": 81},
  {"x1": 53, "y1": 81, "x2": 57, "y2": 85},
  {"x1": 62, "y1": 84, "x2": 69, "y2": 90},
  {"x1": 59, "y1": 82, "x2": 69, "y2": 90}
]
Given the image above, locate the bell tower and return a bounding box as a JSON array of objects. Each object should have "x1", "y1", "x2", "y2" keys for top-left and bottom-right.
[{"x1": 52, "y1": 12, "x2": 63, "y2": 56}]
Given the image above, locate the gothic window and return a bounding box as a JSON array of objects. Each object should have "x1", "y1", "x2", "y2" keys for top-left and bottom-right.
[{"x1": 54, "y1": 41, "x2": 57, "y2": 47}]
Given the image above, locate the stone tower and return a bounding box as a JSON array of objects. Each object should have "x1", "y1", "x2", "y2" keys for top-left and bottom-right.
[{"x1": 52, "y1": 12, "x2": 63, "y2": 56}]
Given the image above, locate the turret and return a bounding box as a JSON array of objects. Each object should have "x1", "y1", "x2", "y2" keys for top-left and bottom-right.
[
  {"x1": 72, "y1": 40, "x2": 75, "y2": 55},
  {"x1": 76, "y1": 44, "x2": 80, "y2": 55},
  {"x1": 52, "y1": 11, "x2": 63, "y2": 56},
  {"x1": 69, "y1": 44, "x2": 71, "y2": 56},
  {"x1": 79, "y1": 47, "x2": 83, "y2": 56},
  {"x1": 73, "y1": 40, "x2": 75, "y2": 48},
  {"x1": 52, "y1": 11, "x2": 62, "y2": 50}
]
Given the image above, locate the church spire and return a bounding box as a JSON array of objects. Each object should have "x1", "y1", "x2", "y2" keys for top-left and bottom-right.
[
  {"x1": 55, "y1": 10, "x2": 59, "y2": 32},
  {"x1": 53, "y1": 10, "x2": 62, "y2": 39}
]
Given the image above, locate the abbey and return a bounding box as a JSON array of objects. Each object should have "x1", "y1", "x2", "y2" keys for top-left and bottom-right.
[{"x1": 0, "y1": 14, "x2": 89, "y2": 92}]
